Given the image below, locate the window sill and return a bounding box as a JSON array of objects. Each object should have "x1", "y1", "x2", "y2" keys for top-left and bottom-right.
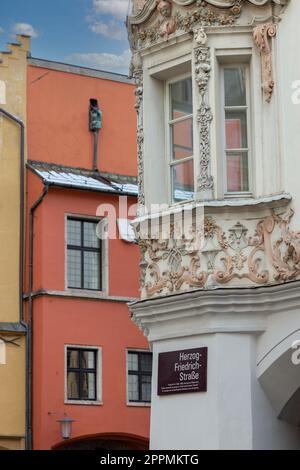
[
  {"x1": 65, "y1": 288, "x2": 108, "y2": 299},
  {"x1": 65, "y1": 400, "x2": 103, "y2": 406},
  {"x1": 134, "y1": 192, "x2": 292, "y2": 224},
  {"x1": 126, "y1": 401, "x2": 151, "y2": 408}
]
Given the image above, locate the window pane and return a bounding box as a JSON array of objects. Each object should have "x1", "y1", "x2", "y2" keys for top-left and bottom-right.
[
  {"x1": 81, "y1": 372, "x2": 96, "y2": 400},
  {"x1": 128, "y1": 353, "x2": 139, "y2": 372},
  {"x1": 84, "y1": 222, "x2": 99, "y2": 248},
  {"x1": 226, "y1": 153, "x2": 249, "y2": 192},
  {"x1": 225, "y1": 110, "x2": 248, "y2": 149},
  {"x1": 81, "y1": 350, "x2": 96, "y2": 370},
  {"x1": 67, "y1": 219, "x2": 81, "y2": 246},
  {"x1": 224, "y1": 67, "x2": 246, "y2": 107},
  {"x1": 140, "y1": 354, "x2": 152, "y2": 373},
  {"x1": 172, "y1": 160, "x2": 194, "y2": 202},
  {"x1": 128, "y1": 374, "x2": 139, "y2": 402},
  {"x1": 83, "y1": 251, "x2": 100, "y2": 290},
  {"x1": 67, "y1": 249, "x2": 81, "y2": 288},
  {"x1": 67, "y1": 371, "x2": 80, "y2": 399},
  {"x1": 141, "y1": 375, "x2": 151, "y2": 402},
  {"x1": 170, "y1": 77, "x2": 192, "y2": 120},
  {"x1": 67, "y1": 349, "x2": 79, "y2": 369},
  {"x1": 171, "y1": 117, "x2": 193, "y2": 160}
]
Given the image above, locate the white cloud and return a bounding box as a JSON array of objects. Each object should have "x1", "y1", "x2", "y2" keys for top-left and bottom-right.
[
  {"x1": 11, "y1": 23, "x2": 39, "y2": 38},
  {"x1": 89, "y1": 19, "x2": 126, "y2": 40},
  {"x1": 0, "y1": 27, "x2": 4, "y2": 34},
  {"x1": 92, "y1": 0, "x2": 129, "y2": 20},
  {"x1": 68, "y1": 49, "x2": 131, "y2": 74}
]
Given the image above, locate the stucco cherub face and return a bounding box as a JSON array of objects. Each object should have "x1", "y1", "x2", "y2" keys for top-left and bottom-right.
[{"x1": 157, "y1": 1, "x2": 172, "y2": 18}]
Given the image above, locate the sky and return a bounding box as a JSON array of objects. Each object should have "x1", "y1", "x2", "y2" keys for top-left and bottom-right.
[{"x1": 0, "y1": 0, "x2": 133, "y2": 75}]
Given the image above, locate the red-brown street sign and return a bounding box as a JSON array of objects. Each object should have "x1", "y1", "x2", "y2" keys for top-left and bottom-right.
[{"x1": 157, "y1": 347, "x2": 207, "y2": 396}]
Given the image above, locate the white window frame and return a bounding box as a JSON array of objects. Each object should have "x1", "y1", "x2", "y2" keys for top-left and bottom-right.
[
  {"x1": 64, "y1": 213, "x2": 108, "y2": 297},
  {"x1": 64, "y1": 344, "x2": 103, "y2": 406},
  {"x1": 126, "y1": 348, "x2": 152, "y2": 407},
  {"x1": 0, "y1": 340, "x2": 6, "y2": 365},
  {"x1": 220, "y1": 63, "x2": 253, "y2": 198},
  {"x1": 165, "y1": 73, "x2": 195, "y2": 205}
]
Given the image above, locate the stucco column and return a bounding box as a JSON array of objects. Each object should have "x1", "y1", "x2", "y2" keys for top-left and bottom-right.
[{"x1": 130, "y1": 283, "x2": 300, "y2": 450}]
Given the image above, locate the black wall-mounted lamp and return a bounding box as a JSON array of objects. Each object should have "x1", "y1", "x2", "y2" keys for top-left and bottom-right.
[{"x1": 89, "y1": 98, "x2": 102, "y2": 171}]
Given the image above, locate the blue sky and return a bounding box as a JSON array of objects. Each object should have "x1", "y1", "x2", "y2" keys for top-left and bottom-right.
[{"x1": 0, "y1": 0, "x2": 132, "y2": 74}]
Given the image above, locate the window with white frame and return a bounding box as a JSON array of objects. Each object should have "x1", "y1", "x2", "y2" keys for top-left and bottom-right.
[
  {"x1": 127, "y1": 350, "x2": 152, "y2": 404},
  {"x1": 222, "y1": 65, "x2": 251, "y2": 195},
  {"x1": 168, "y1": 76, "x2": 194, "y2": 203},
  {"x1": 66, "y1": 217, "x2": 102, "y2": 291},
  {"x1": 65, "y1": 346, "x2": 102, "y2": 403}
]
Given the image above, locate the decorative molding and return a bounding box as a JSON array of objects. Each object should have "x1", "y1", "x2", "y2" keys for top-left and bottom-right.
[
  {"x1": 129, "y1": 1, "x2": 241, "y2": 48},
  {"x1": 130, "y1": 51, "x2": 145, "y2": 208},
  {"x1": 253, "y1": 23, "x2": 277, "y2": 102},
  {"x1": 194, "y1": 29, "x2": 214, "y2": 195},
  {"x1": 128, "y1": 0, "x2": 289, "y2": 49},
  {"x1": 137, "y1": 208, "x2": 300, "y2": 298}
]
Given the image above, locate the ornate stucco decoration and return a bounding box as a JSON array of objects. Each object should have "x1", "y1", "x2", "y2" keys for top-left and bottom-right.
[
  {"x1": 130, "y1": 51, "x2": 145, "y2": 208},
  {"x1": 136, "y1": 207, "x2": 300, "y2": 298},
  {"x1": 253, "y1": 23, "x2": 277, "y2": 103},
  {"x1": 127, "y1": 1, "x2": 289, "y2": 49},
  {"x1": 194, "y1": 28, "x2": 214, "y2": 195}
]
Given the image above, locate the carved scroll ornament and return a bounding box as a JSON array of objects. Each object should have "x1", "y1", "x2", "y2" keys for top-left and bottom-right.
[
  {"x1": 137, "y1": 208, "x2": 300, "y2": 298},
  {"x1": 253, "y1": 23, "x2": 277, "y2": 103}
]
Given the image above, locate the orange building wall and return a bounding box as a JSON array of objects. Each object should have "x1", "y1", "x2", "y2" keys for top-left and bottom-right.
[
  {"x1": 27, "y1": 65, "x2": 137, "y2": 176},
  {"x1": 33, "y1": 297, "x2": 149, "y2": 450},
  {"x1": 26, "y1": 64, "x2": 149, "y2": 450}
]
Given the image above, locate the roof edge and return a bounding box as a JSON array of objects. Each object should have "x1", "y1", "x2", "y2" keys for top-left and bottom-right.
[{"x1": 28, "y1": 57, "x2": 134, "y2": 85}]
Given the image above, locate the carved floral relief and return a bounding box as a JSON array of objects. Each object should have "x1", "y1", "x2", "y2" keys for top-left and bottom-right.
[{"x1": 137, "y1": 208, "x2": 300, "y2": 298}]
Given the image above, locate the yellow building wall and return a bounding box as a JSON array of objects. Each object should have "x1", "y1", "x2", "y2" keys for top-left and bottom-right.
[{"x1": 0, "y1": 35, "x2": 29, "y2": 450}]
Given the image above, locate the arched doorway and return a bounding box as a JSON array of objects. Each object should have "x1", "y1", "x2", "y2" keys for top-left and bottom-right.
[{"x1": 52, "y1": 432, "x2": 149, "y2": 451}]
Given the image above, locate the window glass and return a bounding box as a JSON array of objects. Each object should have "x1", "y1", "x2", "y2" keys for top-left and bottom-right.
[
  {"x1": 67, "y1": 371, "x2": 80, "y2": 400},
  {"x1": 127, "y1": 351, "x2": 152, "y2": 403},
  {"x1": 83, "y1": 252, "x2": 100, "y2": 290},
  {"x1": 67, "y1": 249, "x2": 81, "y2": 289},
  {"x1": 67, "y1": 219, "x2": 102, "y2": 291},
  {"x1": 169, "y1": 77, "x2": 194, "y2": 203},
  {"x1": 67, "y1": 219, "x2": 81, "y2": 246},
  {"x1": 67, "y1": 348, "x2": 98, "y2": 401},
  {"x1": 225, "y1": 111, "x2": 248, "y2": 149},
  {"x1": 170, "y1": 77, "x2": 192, "y2": 120},
  {"x1": 226, "y1": 153, "x2": 249, "y2": 192},
  {"x1": 223, "y1": 66, "x2": 250, "y2": 193},
  {"x1": 84, "y1": 222, "x2": 99, "y2": 248},
  {"x1": 171, "y1": 117, "x2": 193, "y2": 160},
  {"x1": 172, "y1": 160, "x2": 194, "y2": 202},
  {"x1": 224, "y1": 68, "x2": 246, "y2": 107}
]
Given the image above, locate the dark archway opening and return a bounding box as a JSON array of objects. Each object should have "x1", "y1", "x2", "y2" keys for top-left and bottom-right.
[{"x1": 52, "y1": 432, "x2": 149, "y2": 451}]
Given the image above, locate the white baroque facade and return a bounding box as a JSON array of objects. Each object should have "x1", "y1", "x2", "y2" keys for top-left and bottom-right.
[{"x1": 127, "y1": 0, "x2": 300, "y2": 449}]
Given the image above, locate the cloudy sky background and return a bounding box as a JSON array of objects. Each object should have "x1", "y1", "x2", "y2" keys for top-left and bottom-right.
[{"x1": 0, "y1": 0, "x2": 132, "y2": 74}]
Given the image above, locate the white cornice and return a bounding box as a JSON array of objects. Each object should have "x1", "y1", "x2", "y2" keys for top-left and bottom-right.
[{"x1": 129, "y1": 279, "x2": 300, "y2": 342}]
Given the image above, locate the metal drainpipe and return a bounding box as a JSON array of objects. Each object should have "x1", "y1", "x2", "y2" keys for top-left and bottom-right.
[{"x1": 27, "y1": 184, "x2": 49, "y2": 450}]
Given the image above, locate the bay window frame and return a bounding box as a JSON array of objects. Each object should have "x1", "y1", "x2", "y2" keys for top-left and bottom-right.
[
  {"x1": 165, "y1": 72, "x2": 195, "y2": 205},
  {"x1": 220, "y1": 62, "x2": 253, "y2": 198}
]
